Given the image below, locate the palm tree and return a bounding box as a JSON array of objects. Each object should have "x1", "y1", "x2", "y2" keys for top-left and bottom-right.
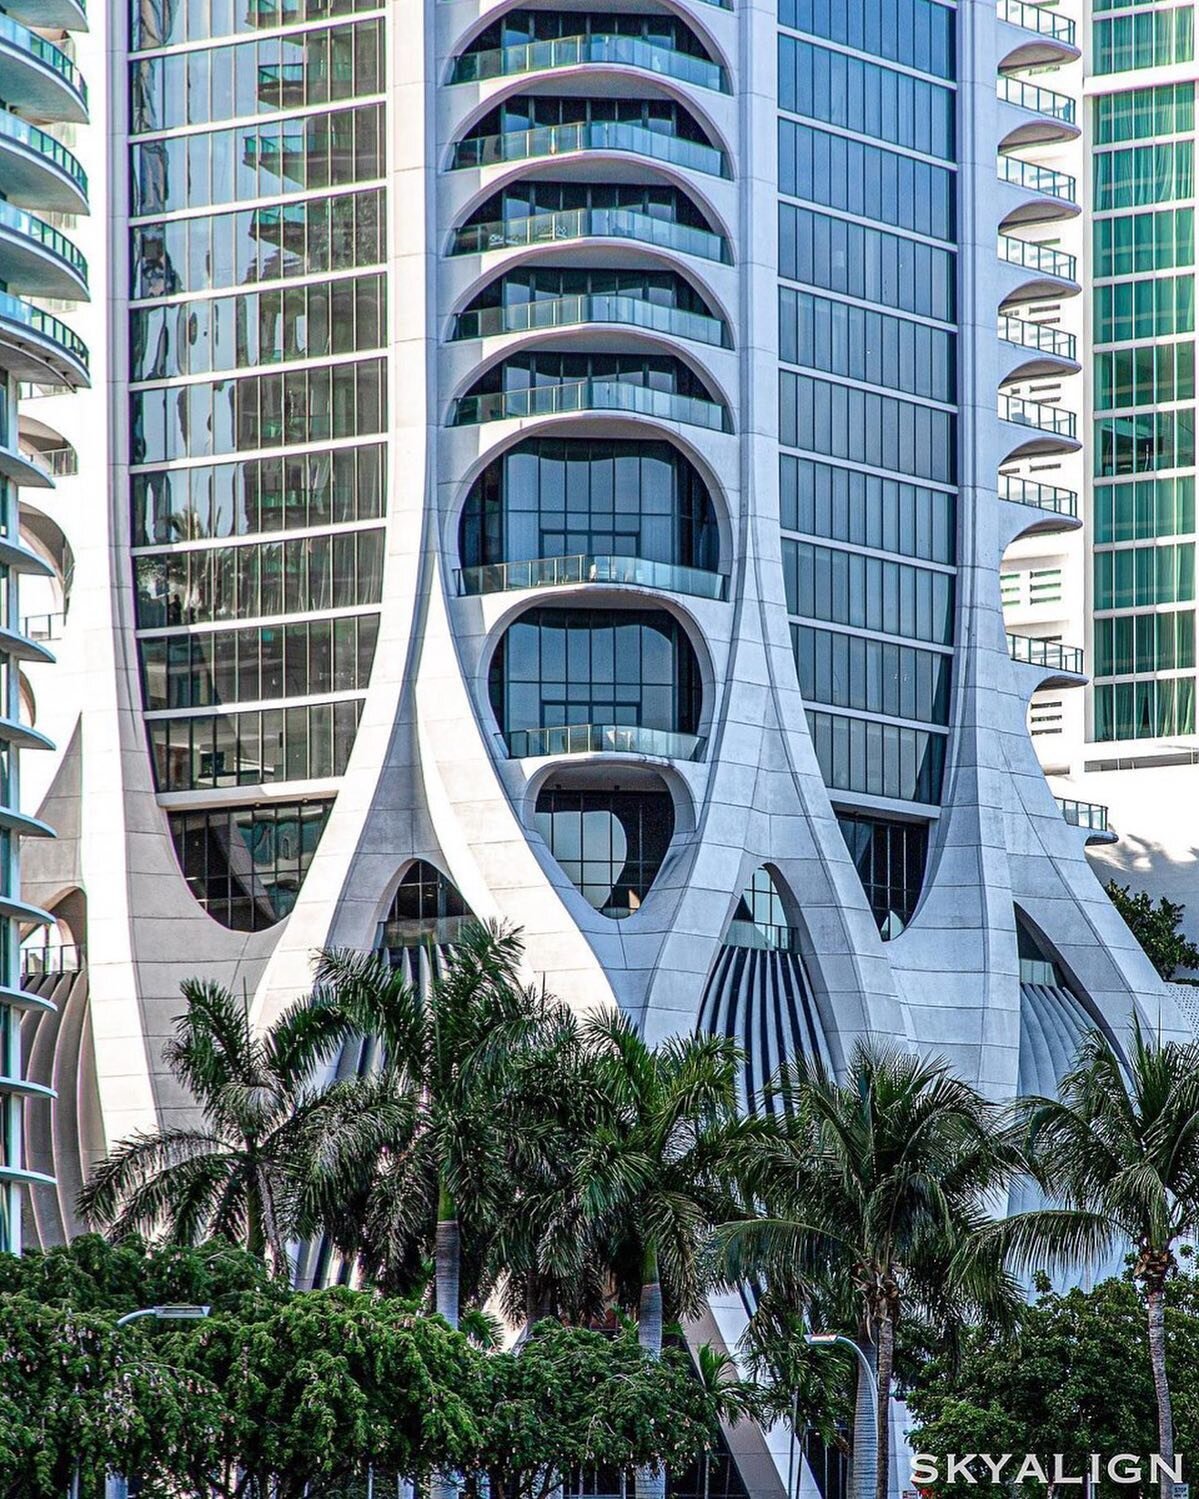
[
  {"x1": 691, "y1": 1344, "x2": 763, "y2": 1499},
  {"x1": 1013, "y1": 1024, "x2": 1199, "y2": 1499},
  {"x1": 78, "y1": 979, "x2": 385, "y2": 1272},
  {"x1": 717, "y1": 1042, "x2": 1025, "y2": 1499}
]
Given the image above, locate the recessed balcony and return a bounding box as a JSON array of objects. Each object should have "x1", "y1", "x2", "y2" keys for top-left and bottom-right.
[
  {"x1": 451, "y1": 117, "x2": 730, "y2": 179},
  {"x1": 1056, "y1": 796, "x2": 1117, "y2": 845},
  {"x1": 452, "y1": 290, "x2": 730, "y2": 348},
  {"x1": 450, "y1": 32, "x2": 729, "y2": 94},
  {"x1": 452, "y1": 377, "x2": 731, "y2": 432},
  {"x1": 998, "y1": 154, "x2": 1079, "y2": 226},
  {"x1": 0, "y1": 197, "x2": 86, "y2": 299},
  {"x1": 997, "y1": 74, "x2": 1078, "y2": 146},
  {"x1": 0, "y1": 12, "x2": 87, "y2": 123},
  {"x1": 999, "y1": 393, "x2": 1079, "y2": 456},
  {"x1": 998, "y1": 0, "x2": 1080, "y2": 67},
  {"x1": 504, "y1": 721, "x2": 705, "y2": 760},
  {"x1": 449, "y1": 203, "x2": 731, "y2": 265},
  {"x1": 0, "y1": 290, "x2": 87, "y2": 386},
  {"x1": 1007, "y1": 633, "x2": 1086, "y2": 687},
  {"x1": 458, "y1": 551, "x2": 727, "y2": 601},
  {"x1": 998, "y1": 314, "x2": 1079, "y2": 377},
  {"x1": 998, "y1": 234, "x2": 1079, "y2": 302},
  {"x1": 0, "y1": 110, "x2": 88, "y2": 213}
]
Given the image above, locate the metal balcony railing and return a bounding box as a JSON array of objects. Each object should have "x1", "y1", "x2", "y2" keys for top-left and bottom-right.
[
  {"x1": 458, "y1": 552, "x2": 728, "y2": 601},
  {"x1": 453, "y1": 292, "x2": 728, "y2": 348},
  {"x1": 724, "y1": 919, "x2": 803, "y2": 953},
  {"x1": 999, "y1": 0, "x2": 1076, "y2": 45},
  {"x1": 998, "y1": 154, "x2": 1077, "y2": 203},
  {"x1": 452, "y1": 118, "x2": 729, "y2": 178},
  {"x1": 21, "y1": 610, "x2": 65, "y2": 641},
  {"x1": 450, "y1": 204, "x2": 730, "y2": 264},
  {"x1": 1056, "y1": 797, "x2": 1109, "y2": 833},
  {"x1": 1007, "y1": 634, "x2": 1084, "y2": 675},
  {"x1": 998, "y1": 475, "x2": 1078, "y2": 517},
  {"x1": 451, "y1": 33, "x2": 728, "y2": 93},
  {"x1": 1000, "y1": 394, "x2": 1077, "y2": 439},
  {"x1": 998, "y1": 234, "x2": 1077, "y2": 282},
  {"x1": 998, "y1": 315, "x2": 1077, "y2": 361},
  {"x1": 997, "y1": 74, "x2": 1075, "y2": 124},
  {"x1": 452, "y1": 378, "x2": 731, "y2": 432},
  {"x1": 503, "y1": 722, "x2": 706, "y2": 761},
  {"x1": 21, "y1": 941, "x2": 84, "y2": 977}
]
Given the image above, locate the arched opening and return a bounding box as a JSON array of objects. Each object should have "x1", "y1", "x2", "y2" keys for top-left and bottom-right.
[
  {"x1": 836, "y1": 812, "x2": 930, "y2": 940},
  {"x1": 724, "y1": 866, "x2": 797, "y2": 950},
  {"x1": 377, "y1": 861, "x2": 473, "y2": 951}
]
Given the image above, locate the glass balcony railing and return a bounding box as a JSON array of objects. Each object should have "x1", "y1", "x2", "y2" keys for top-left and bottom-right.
[
  {"x1": 0, "y1": 197, "x2": 86, "y2": 284},
  {"x1": 453, "y1": 291, "x2": 729, "y2": 347},
  {"x1": 458, "y1": 552, "x2": 728, "y2": 601},
  {"x1": 452, "y1": 378, "x2": 731, "y2": 431},
  {"x1": 998, "y1": 315, "x2": 1077, "y2": 361},
  {"x1": 381, "y1": 914, "x2": 474, "y2": 951},
  {"x1": 0, "y1": 110, "x2": 88, "y2": 199},
  {"x1": 451, "y1": 33, "x2": 728, "y2": 93},
  {"x1": 724, "y1": 919, "x2": 802, "y2": 952},
  {"x1": 21, "y1": 941, "x2": 84, "y2": 977},
  {"x1": 1000, "y1": 394, "x2": 1076, "y2": 439},
  {"x1": 452, "y1": 119, "x2": 730, "y2": 178},
  {"x1": 999, "y1": 0, "x2": 1077, "y2": 45},
  {"x1": 0, "y1": 289, "x2": 87, "y2": 372},
  {"x1": 998, "y1": 234, "x2": 1077, "y2": 283},
  {"x1": 21, "y1": 610, "x2": 64, "y2": 641},
  {"x1": 998, "y1": 154, "x2": 1077, "y2": 203},
  {"x1": 1007, "y1": 634, "x2": 1084, "y2": 675},
  {"x1": 450, "y1": 204, "x2": 731, "y2": 264},
  {"x1": 503, "y1": 722, "x2": 706, "y2": 761},
  {"x1": 998, "y1": 475, "x2": 1078, "y2": 517},
  {"x1": 1056, "y1": 797, "x2": 1109, "y2": 834},
  {"x1": 0, "y1": 11, "x2": 87, "y2": 109},
  {"x1": 997, "y1": 74, "x2": 1075, "y2": 124}
]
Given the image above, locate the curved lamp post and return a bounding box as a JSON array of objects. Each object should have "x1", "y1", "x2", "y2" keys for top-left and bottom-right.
[{"x1": 804, "y1": 1332, "x2": 879, "y2": 1499}]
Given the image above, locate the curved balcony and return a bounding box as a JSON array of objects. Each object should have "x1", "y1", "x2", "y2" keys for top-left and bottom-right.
[
  {"x1": 451, "y1": 33, "x2": 729, "y2": 93},
  {"x1": 0, "y1": 197, "x2": 86, "y2": 300},
  {"x1": 0, "y1": 290, "x2": 87, "y2": 386},
  {"x1": 0, "y1": 110, "x2": 88, "y2": 213},
  {"x1": 998, "y1": 233, "x2": 1079, "y2": 301},
  {"x1": 999, "y1": 0, "x2": 1080, "y2": 67},
  {"x1": 1008, "y1": 633, "x2": 1085, "y2": 685},
  {"x1": 2, "y1": 0, "x2": 86, "y2": 32},
  {"x1": 0, "y1": 12, "x2": 87, "y2": 123},
  {"x1": 997, "y1": 74, "x2": 1078, "y2": 146},
  {"x1": 449, "y1": 203, "x2": 731, "y2": 265},
  {"x1": 999, "y1": 474, "x2": 1080, "y2": 526},
  {"x1": 458, "y1": 551, "x2": 727, "y2": 601},
  {"x1": 1056, "y1": 796, "x2": 1116, "y2": 845},
  {"x1": 998, "y1": 155, "x2": 1079, "y2": 227},
  {"x1": 999, "y1": 314, "x2": 1079, "y2": 377},
  {"x1": 452, "y1": 377, "x2": 731, "y2": 432},
  {"x1": 503, "y1": 721, "x2": 705, "y2": 761},
  {"x1": 1000, "y1": 393, "x2": 1078, "y2": 456},
  {"x1": 452, "y1": 290, "x2": 729, "y2": 348},
  {"x1": 452, "y1": 118, "x2": 730, "y2": 179}
]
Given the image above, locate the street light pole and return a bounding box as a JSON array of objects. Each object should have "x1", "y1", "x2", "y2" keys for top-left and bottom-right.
[{"x1": 805, "y1": 1333, "x2": 879, "y2": 1499}]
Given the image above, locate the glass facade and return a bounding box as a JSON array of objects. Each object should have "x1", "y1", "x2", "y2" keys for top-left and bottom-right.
[
  {"x1": 837, "y1": 814, "x2": 930, "y2": 938},
  {"x1": 129, "y1": 0, "x2": 387, "y2": 897},
  {"x1": 534, "y1": 780, "x2": 675, "y2": 918},
  {"x1": 379, "y1": 862, "x2": 472, "y2": 950},
  {"x1": 1091, "y1": 10, "x2": 1198, "y2": 744}
]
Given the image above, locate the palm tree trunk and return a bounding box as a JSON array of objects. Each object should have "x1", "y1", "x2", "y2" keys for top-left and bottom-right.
[
  {"x1": 1146, "y1": 1284, "x2": 1176, "y2": 1499},
  {"x1": 636, "y1": 1240, "x2": 665, "y2": 1499},
  {"x1": 874, "y1": 1309, "x2": 894, "y2": 1499},
  {"x1": 853, "y1": 1337, "x2": 878, "y2": 1499},
  {"x1": 245, "y1": 1185, "x2": 266, "y2": 1262},
  {"x1": 435, "y1": 1178, "x2": 460, "y2": 1331}
]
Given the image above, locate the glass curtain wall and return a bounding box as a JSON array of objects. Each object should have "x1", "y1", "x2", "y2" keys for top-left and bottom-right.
[{"x1": 129, "y1": 0, "x2": 388, "y2": 923}]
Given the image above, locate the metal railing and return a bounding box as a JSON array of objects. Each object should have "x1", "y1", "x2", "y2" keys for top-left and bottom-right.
[
  {"x1": 725, "y1": 919, "x2": 802, "y2": 953},
  {"x1": 453, "y1": 378, "x2": 730, "y2": 432},
  {"x1": 998, "y1": 234, "x2": 1077, "y2": 282},
  {"x1": 1000, "y1": 393, "x2": 1077, "y2": 439},
  {"x1": 997, "y1": 74, "x2": 1075, "y2": 124},
  {"x1": 0, "y1": 196, "x2": 87, "y2": 284},
  {"x1": 39, "y1": 444, "x2": 77, "y2": 476},
  {"x1": 451, "y1": 32, "x2": 728, "y2": 92},
  {"x1": 998, "y1": 475, "x2": 1078, "y2": 517},
  {"x1": 450, "y1": 204, "x2": 730, "y2": 264},
  {"x1": 0, "y1": 11, "x2": 87, "y2": 108},
  {"x1": 0, "y1": 288, "x2": 88, "y2": 373},
  {"x1": 21, "y1": 610, "x2": 65, "y2": 641},
  {"x1": 1056, "y1": 797, "x2": 1109, "y2": 833},
  {"x1": 998, "y1": 153, "x2": 1077, "y2": 202},
  {"x1": 998, "y1": 314, "x2": 1077, "y2": 360},
  {"x1": 1007, "y1": 633, "x2": 1083, "y2": 675},
  {"x1": 503, "y1": 722, "x2": 706, "y2": 761},
  {"x1": 451, "y1": 118, "x2": 729, "y2": 179},
  {"x1": 21, "y1": 942, "x2": 84, "y2": 977},
  {"x1": 458, "y1": 552, "x2": 727, "y2": 601},
  {"x1": 0, "y1": 109, "x2": 88, "y2": 198},
  {"x1": 453, "y1": 291, "x2": 728, "y2": 347},
  {"x1": 999, "y1": 0, "x2": 1077, "y2": 45}
]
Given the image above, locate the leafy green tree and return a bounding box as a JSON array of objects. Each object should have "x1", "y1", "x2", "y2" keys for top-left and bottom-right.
[
  {"x1": 77, "y1": 979, "x2": 397, "y2": 1270},
  {"x1": 907, "y1": 1274, "x2": 1199, "y2": 1498},
  {"x1": 717, "y1": 1043, "x2": 1026, "y2": 1499},
  {"x1": 1106, "y1": 880, "x2": 1199, "y2": 980},
  {"x1": 1012, "y1": 1025, "x2": 1199, "y2": 1499}
]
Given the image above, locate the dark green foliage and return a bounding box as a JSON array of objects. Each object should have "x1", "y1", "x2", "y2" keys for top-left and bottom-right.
[{"x1": 1106, "y1": 880, "x2": 1199, "y2": 980}]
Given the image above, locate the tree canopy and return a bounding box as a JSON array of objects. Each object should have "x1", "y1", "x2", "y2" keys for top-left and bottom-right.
[{"x1": 1106, "y1": 880, "x2": 1199, "y2": 980}]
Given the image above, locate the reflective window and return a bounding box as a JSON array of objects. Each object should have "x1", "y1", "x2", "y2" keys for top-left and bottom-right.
[
  {"x1": 1094, "y1": 142, "x2": 1195, "y2": 211},
  {"x1": 131, "y1": 356, "x2": 387, "y2": 462},
  {"x1": 780, "y1": 205, "x2": 956, "y2": 322},
  {"x1": 1094, "y1": 342, "x2": 1195, "y2": 411},
  {"x1": 1094, "y1": 409, "x2": 1196, "y2": 477},
  {"x1": 780, "y1": 373, "x2": 956, "y2": 485},
  {"x1": 1095, "y1": 679, "x2": 1197, "y2": 741},
  {"x1": 837, "y1": 813, "x2": 930, "y2": 938},
  {"x1": 133, "y1": 187, "x2": 384, "y2": 299},
  {"x1": 131, "y1": 274, "x2": 386, "y2": 380},
  {"x1": 1095, "y1": 82, "x2": 1194, "y2": 144},
  {"x1": 379, "y1": 861, "x2": 472, "y2": 949},
  {"x1": 132, "y1": 443, "x2": 385, "y2": 545},
  {"x1": 1094, "y1": 7, "x2": 1194, "y2": 74},
  {"x1": 784, "y1": 542, "x2": 954, "y2": 645},
  {"x1": 1093, "y1": 475, "x2": 1195, "y2": 542},
  {"x1": 460, "y1": 438, "x2": 719, "y2": 571},
  {"x1": 489, "y1": 607, "x2": 702, "y2": 736},
  {"x1": 133, "y1": 0, "x2": 381, "y2": 50},
  {"x1": 132, "y1": 104, "x2": 385, "y2": 214},
  {"x1": 780, "y1": 456, "x2": 956, "y2": 565},
  {"x1": 456, "y1": 93, "x2": 714, "y2": 156},
  {"x1": 1093, "y1": 543, "x2": 1196, "y2": 609},
  {"x1": 1094, "y1": 207, "x2": 1194, "y2": 277},
  {"x1": 459, "y1": 178, "x2": 714, "y2": 233},
  {"x1": 148, "y1": 699, "x2": 364, "y2": 790},
  {"x1": 779, "y1": 0, "x2": 955, "y2": 79},
  {"x1": 466, "y1": 9, "x2": 711, "y2": 54},
  {"x1": 169, "y1": 799, "x2": 333, "y2": 930},
  {"x1": 534, "y1": 781, "x2": 675, "y2": 918},
  {"x1": 779, "y1": 288, "x2": 955, "y2": 404},
  {"x1": 460, "y1": 265, "x2": 714, "y2": 321},
  {"x1": 1094, "y1": 275, "x2": 1195, "y2": 342},
  {"x1": 792, "y1": 624, "x2": 951, "y2": 726},
  {"x1": 779, "y1": 121, "x2": 955, "y2": 243},
  {"x1": 807, "y1": 710, "x2": 946, "y2": 804},
  {"x1": 134, "y1": 528, "x2": 385, "y2": 626},
  {"x1": 139, "y1": 612, "x2": 379, "y2": 709},
  {"x1": 1094, "y1": 609, "x2": 1195, "y2": 677}
]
